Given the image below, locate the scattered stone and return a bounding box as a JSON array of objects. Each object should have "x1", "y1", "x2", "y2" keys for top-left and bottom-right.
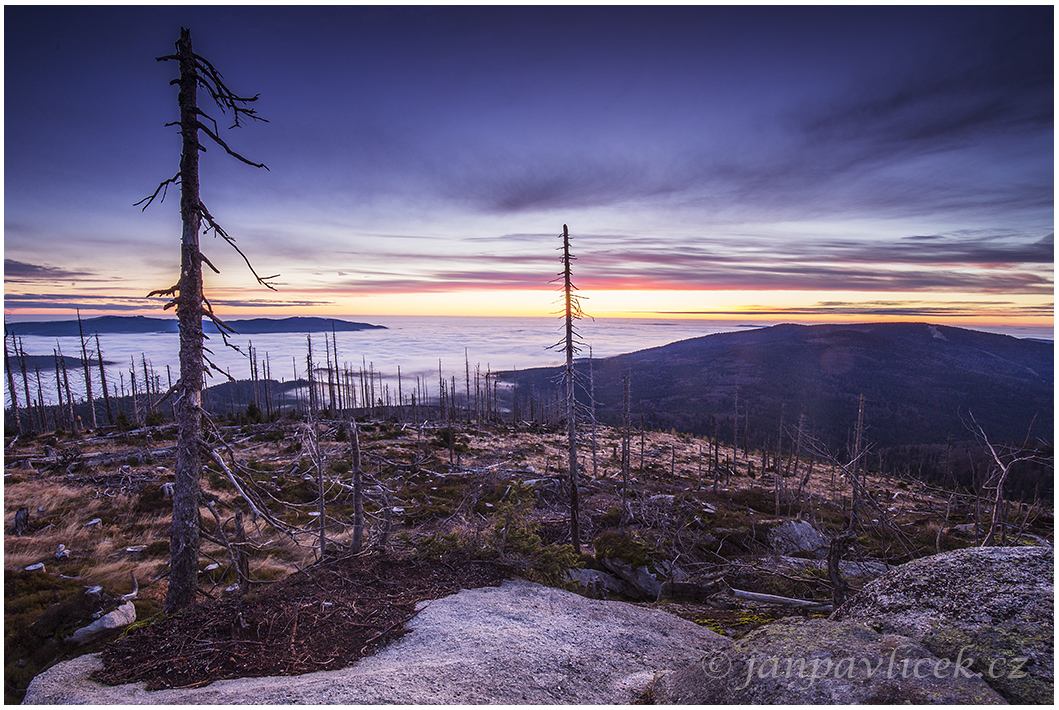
[
  {"x1": 124, "y1": 545, "x2": 147, "y2": 555},
  {"x1": 24, "y1": 562, "x2": 45, "y2": 572},
  {"x1": 55, "y1": 544, "x2": 70, "y2": 559},
  {"x1": 653, "y1": 617, "x2": 1004, "y2": 704},
  {"x1": 832, "y1": 545, "x2": 1054, "y2": 704},
  {"x1": 566, "y1": 568, "x2": 624, "y2": 597},
  {"x1": 768, "y1": 520, "x2": 828, "y2": 559},
  {"x1": 83, "y1": 518, "x2": 102, "y2": 528},
  {"x1": 67, "y1": 602, "x2": 136, "y2": 646},
  {"x1": 600, "y1": 557, "x2": 662, "y2": 600},
  {"x1": 12, "y1": 506, "x2": 29, "y2": 535}
]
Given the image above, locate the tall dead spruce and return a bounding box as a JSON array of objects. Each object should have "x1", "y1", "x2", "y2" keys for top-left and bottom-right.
[
  {"x1": 139, "y1": 28, "x2": 274, "y2": 613},
  {"x1": 551, "y1": 225, "x2": 586, "y2": 552}
]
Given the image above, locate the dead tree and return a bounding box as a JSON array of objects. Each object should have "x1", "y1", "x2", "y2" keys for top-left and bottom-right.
[
  {"x1": 138, "y1": 28, "x2": 273, "y2": 613},
  {"x1": 621, "y1": 374, "x2": 631, "y2": 512},
  {"x1": 4, "y1": 324, "x2": 23, "y2": 436},
  {"x1": 964, "y1": 411, "x2": 1045, "y2": 547},
  {"x1": 849, "y1": 394, "x2": 866, "y2": 530},
  {"x1": 94, "y1": 333, "x2": 114, "y2": 425},
  {"x1": 551, "y1": 224, "x2": 586, "y2": 553},
  {"x1": 827, "y1": 530, "x2": 857, "y2": 609},
  {"x1": 349, "y1": 420, "x2": 365, "y2": 552},
  {"x1": 76, "y1": 310, "x2": 98, "y2": 429}
]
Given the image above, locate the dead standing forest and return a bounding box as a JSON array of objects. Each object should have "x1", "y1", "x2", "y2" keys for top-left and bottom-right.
[{"x1": 3, "y1": 26, "x2": 1053, "y2": 703}]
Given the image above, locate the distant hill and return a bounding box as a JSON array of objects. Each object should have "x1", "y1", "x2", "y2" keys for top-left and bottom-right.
[
  {"x1": 502, "y1": 322, "x2": 1053, "y2": 452},
  {"x1": 7, "y1": 316, "x2": 386, "y2": 337}
]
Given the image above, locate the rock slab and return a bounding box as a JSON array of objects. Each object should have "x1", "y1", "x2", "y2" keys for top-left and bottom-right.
[
  {"x1": 768, "y1": 520, "x2": 829, "y2": 558},
  {"x1": 653, "y1": 617, "x2": 1005, "y2": 704},
  {"x1": 832, "y1": 545, "x2": 1054, "y2": 704},
  {"x1": 67, "y1": 602, "x2": 136, "y2": 646},
  {"x1": 24, "y1": 579, "x2": 727, "y2": 704}
]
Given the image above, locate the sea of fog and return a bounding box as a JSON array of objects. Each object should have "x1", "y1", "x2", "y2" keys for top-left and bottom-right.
[
  {"x1": 6, "y1": 316, "x2": 757, "y2": 408},
  {"x1": 5, "y1": 315, "x2": 1054, "y2": 409}
]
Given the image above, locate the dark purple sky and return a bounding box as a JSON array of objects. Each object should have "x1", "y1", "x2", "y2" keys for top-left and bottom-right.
[{"x1": 4, "y1": 5, "x2": 1053, "y2": 325}]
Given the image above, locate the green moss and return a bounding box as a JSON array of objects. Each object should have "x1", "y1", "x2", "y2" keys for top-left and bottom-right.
[
  {"x1": 404, "y1": 503, "x2": 455, "y2": 525},
  {"x1": 598, "y1": 506, "x2": 624, "y2": 528},
  {"x1": 592, "y1": 530, "x2": 658, "y2": 569},
  {"x1": 411, "y1": 483, "x2": 580, "y2": 586},
  {"x1": 430, "y1": 427, "x2": 470, "y2": 453},
  {"x1": 328, "y1": 460, "x2": 351, "y2": 475},
  {"x1": 4, "y1": 570, "x2": 102, "y2": 704},
  {"x1": 925, "y1": 621, "x2": 1053, "y2": 704}
]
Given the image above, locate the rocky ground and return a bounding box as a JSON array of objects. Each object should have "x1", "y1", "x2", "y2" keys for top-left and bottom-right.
[{"x1": 5, "y1": 416, "x2": 1053, "y2": 703}]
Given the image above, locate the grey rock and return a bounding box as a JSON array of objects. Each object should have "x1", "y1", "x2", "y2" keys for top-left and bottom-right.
[
  {"x1": 600, "y1": 557, "x2": 662, "y2": 599},
  {"x1": 653, "y1": 617, "x2": 1005, "y2": 704},
  {"x1": 67, "y1": 602, "x2": 136, "y2": 645},
  {"x1": 566, "y1": 568, "x2": 623, "y2": 596},
  {"x1": 25, "y1": 579, "x2": 728, "y2": 704},
  {"x1": 832, "y1": 545, "x2": 1053, "y2": 705},
  {"x1": 768, "y1": 520, "x2": 829, "y2": 559}
]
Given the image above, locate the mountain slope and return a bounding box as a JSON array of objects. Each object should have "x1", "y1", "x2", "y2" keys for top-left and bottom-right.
[{"x1": 504, "y1": 322, "x2": 1053, "y2": 451}]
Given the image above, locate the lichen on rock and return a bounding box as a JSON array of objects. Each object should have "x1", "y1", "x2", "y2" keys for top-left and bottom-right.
[{"x1": 832, "y1": 545, "x2": 1053, "y2": 704}]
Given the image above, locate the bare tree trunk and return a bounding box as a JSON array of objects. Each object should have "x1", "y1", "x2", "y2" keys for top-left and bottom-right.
[
  {"x1": 560, "y1": 224, "x2": 581, "y2": 553},
  {"x1": 316, "y1": 425, "x2": 327, "y2": 560},
  {"x1": 732, "y1": 388, "x2": 739, "y2": 473},
  {"x1": 129, "y1": 357, "x2": 141, "y2": 426},
  {"x1": 59, "y1": 345, "x2": 77, "y2": 432},
  {"x1": 74, "y1": 311, "x2": 97, "y2": 429},
  {"x1": 849, "y1": 394, "x2": 866, "y2": 531},
  {"x1": 4, "y1": 326, "x2": 23, "y2": 436},
  {"x1": 589, "y1": 346, "x2": 598, "y2": 479},
  {"x1": 621, "y1": 374, "x2": 630, "y2": 511},
  {"x1": 234, "y1": 509, "x2": 251, "y2": 595},
  {"x1": 349, "y1": 420, "x2": 364, "y2": 553},
  {"x1": 34, "y1": 366, "x2": 47, "y2": 432},
  {"x1": 774, "y1": 403, "x2": 785, "y2": 515},
  {"x1": 17, "y1": 337, "x2": 38, "y2": 432},
  {"x1": 167, "y1": 28, "x2": 206, "y2": 613},
  {"x1": 95, "y1": 334, "x2": 114, "y2": 425},
  {"x1": 828, "y1": 531, "x2": 856, "y2": 609}
]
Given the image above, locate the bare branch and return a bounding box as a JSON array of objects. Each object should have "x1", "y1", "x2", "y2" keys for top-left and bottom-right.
[
  {"x1": 195, "y1": 120, "x2": 269, "y2": 169},
  {"x1": 146, "y1": 282, "x2": 180, "y2": 300},
  {"x1": 198, "y1": 201, "x2": 279, "y2": 290},
  {"x1": 134, "y1": 172, "x2": 181, "y2": 210}
]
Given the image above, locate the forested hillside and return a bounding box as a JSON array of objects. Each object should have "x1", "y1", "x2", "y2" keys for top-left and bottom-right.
[{"x1": 503, "y1": 322, "x2": 1053, "y2": 494}]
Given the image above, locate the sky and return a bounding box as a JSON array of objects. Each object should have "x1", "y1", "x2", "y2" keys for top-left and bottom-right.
[{"x1": 3, "y1": 4, "x2": 1054, "y2": 332}]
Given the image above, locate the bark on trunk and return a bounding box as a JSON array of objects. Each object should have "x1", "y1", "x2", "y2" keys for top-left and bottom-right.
[
  {"x1": 350, "y1": 420, "x2": 364, "y2": 553},
  {"x1": 562, "y1": 224, "x2": 580, "y2": 553},
  {"x1": 166, "y1": 28, "x2": 204, "y2": 614}
]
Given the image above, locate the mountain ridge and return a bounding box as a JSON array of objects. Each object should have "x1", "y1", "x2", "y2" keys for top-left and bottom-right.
[{"x1": 503, "y1": 321, "x2": 1052, "y2": 453}]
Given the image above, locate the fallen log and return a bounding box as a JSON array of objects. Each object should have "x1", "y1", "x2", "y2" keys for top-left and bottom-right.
[{"x1": 726, "y1": 585, "x2": 833, "y2": 613}]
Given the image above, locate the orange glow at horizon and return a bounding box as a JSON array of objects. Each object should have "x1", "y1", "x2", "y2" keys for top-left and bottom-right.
[{"x1": 6, "y1": 287, "x2": 1050, "y2": 333}]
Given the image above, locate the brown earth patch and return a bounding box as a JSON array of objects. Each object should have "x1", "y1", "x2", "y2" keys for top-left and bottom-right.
[{"x1": 92, "y1": 554, "x2": 511, "y2": 690}]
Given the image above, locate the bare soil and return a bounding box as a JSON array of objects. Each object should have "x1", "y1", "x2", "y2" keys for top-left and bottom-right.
[{"x1": 92, "y1": 554, "x2": 510, "y2": 690}]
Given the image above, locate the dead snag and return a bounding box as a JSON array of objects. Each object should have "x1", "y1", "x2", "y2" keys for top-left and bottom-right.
[{"x1": 139, "y1": 28, "x2": 272, "y2": 613}]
